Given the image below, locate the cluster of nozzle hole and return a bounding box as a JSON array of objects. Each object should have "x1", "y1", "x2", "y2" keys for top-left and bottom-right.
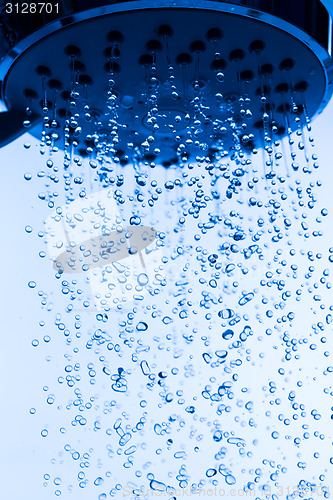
[
  {"x1": 23, "y1": 23, "x2": 309, "y2": 112},
  {"x1": 19, "y1": 20, "x2": 313, "y2": 161}
]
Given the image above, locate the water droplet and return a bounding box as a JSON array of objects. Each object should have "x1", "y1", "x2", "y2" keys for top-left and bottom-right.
[
  {"x1": 130, "y1": 215, "x2": 141, "y2": 225},
  {"x1": 94, "y1": 477, "x2": 104, "y2": 486},
  {"x1": 218, "y1": 309, "x2": 235, "y2": 319},
  {"x1": 222, "y1": 329, "x2": 234, "y2": 340},
  {"x1": 136, "y1": 321, "x2": 148, "y2": 332},
  {"x1": 137, "y1": 273, "x2": 149, "y2": 286}
]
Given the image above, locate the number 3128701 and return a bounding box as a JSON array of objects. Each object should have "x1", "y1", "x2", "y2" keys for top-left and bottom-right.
[{"x1": 5, "y1": 3, "x2": 59, "y2": 14}]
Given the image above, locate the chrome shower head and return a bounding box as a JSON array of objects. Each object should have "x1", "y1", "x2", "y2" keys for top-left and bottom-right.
[{"x1": 0, "y1": 0, "x2": 332, "y2": 167}]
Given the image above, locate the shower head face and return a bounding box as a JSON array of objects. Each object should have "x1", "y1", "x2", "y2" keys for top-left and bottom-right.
[{"x1": 0, "y1": 0, "x2": 332, "y2": 165}]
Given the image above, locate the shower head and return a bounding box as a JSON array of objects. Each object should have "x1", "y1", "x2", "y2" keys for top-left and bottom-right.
[{"x1": 0, "y1": 0, "x2": 332, "y2": 166}]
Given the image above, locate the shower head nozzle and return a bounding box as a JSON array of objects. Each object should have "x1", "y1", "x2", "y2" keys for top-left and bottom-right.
[{"x1": 0, "y1": 0, "x2": 332, "y2": 165}]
